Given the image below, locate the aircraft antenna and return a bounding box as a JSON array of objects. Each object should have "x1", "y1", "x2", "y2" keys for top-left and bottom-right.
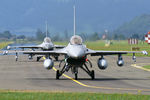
[{"x1": 73, "y1": 5, "x2": 76, "y2": 36}]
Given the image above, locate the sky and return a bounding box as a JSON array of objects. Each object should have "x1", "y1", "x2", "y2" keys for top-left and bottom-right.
[{"x1": 0, "y1": 0, "x2": 150, "y2": 36}]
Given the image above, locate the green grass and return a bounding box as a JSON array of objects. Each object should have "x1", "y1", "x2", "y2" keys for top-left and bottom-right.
[
  {"x1": 54, "y1": 41, "x2": 68, "y2": 46},
  {"x1": 54, "y1": 40, "x2": 150, "y2": 57},
  {"x1": 0, "y1": 42, "x2": 13, "y2": 49},
  {"x1": 0, "y1": 91, "x2": 150, "y2": 100},
  {"x1": 85, "y1": 40, "x2": 148, "y2": 51},
  {"x1": 143, "y1": 65, "x2": 150, "y2": 69}
]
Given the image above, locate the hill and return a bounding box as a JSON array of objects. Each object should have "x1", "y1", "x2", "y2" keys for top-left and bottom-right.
[
  {"x1": 0, "y1": 0, "x2": 150, "y2": 36},
  {"x1": 113, "y1": 14, "x2": 150, "y2": 38}
]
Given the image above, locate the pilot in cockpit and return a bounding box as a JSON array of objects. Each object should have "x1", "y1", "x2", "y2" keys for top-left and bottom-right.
[
  {"x1": 70, "y1": 35, "x2": 82, "y2": 45},
  {"x1": 44, "y1": 37, "x2": 51, "y2": 43}
]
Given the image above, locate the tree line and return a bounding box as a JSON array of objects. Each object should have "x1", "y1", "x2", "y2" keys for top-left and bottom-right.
[{"x1": 0, "y1": 29, "x2": 145, "y2": 42}]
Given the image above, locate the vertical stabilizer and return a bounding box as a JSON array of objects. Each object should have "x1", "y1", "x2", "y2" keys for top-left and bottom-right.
[
  {"x1": 73, "y1": 5, "x2": 76, "y2": 36},
  {"x1": 46, "y1": 21, "x2": 48, "y2": 37}
]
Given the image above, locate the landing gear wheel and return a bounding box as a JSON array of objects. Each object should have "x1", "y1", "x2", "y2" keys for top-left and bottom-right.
[
  {"x1": 55, "y1": 57, "x2": 58, "y2": 61},
  {"x1": 91, "y1": 70, "x2": 95, "y2": 80},
  {"x1": 75, "y1": 73, "x2": 78, "y2": 80},
  {"x1": 36, "y1": 57, "x2": 41, "y2": 62},
  {"x1": 15, "y1": 56, "x2": 18, "y2": 61},
  {"x1": 15, "y1": 53, "x2": 18, "y2": 62},
  {"x1": 56, "y1": 70, "x2": 60, "y2": 80}
]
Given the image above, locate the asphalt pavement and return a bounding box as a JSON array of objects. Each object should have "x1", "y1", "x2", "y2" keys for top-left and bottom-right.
[{"x1": 0, "y1": 55, "x2": 150, "y2": 94}]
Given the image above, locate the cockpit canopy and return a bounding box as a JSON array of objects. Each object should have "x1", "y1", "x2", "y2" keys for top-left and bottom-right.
[
  {"x1": 44, "y1": 37, "x2": 51, "y2": 43},
  {"x1": 70, "y1": 35, "x2": 82, "y2": 45}
]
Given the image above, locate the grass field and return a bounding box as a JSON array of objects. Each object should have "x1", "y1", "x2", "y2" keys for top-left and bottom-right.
[
  {"x1": 143, "y1": 65, "x2": 150, "y2": 69},
  {"x1": 0, "y1": 42, "x2": 13, "y2": 49},
  {"x1": 54, "y1": 40, "x2": 150, "y2": 57},
  {"x1": 0, "y1": 91, "x2": 150, "y2": 100}
]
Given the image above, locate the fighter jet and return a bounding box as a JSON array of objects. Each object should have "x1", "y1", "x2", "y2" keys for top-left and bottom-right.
[
  {"x1": 7, "y1": 37, "x2": 63, "y2": 51},
  {"x1": 7, "y1": 22, "x2": 64, "y2": 61},
  {"x1": 18, "y1": 35, "x2": 147, "y2": 80},
  {"x1": 12, "y1": 6, "x2": 147, "y2": 80}
]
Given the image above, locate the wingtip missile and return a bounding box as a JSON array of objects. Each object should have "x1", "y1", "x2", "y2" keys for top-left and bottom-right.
[
  {"x1": 142, "y1": 50, "x2": 148, "y2": 55},
  {"x1": 7, "y1": 46, "x2": 11, "y2": 50},
  {"x1": 3, "y1": 50, "x2": 8, "y2": 55}
]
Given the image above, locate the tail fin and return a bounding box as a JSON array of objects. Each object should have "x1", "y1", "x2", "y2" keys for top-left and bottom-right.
[
  {"x1": 73, "y1": 5, "x2": 76, "y2": 36},
  {"x1": 46, "y1": 21, "x2": 48, "y2": 37}
]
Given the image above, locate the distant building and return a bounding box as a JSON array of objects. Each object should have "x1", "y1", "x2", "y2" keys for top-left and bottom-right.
[
  {"x1": 145, "y1": 31, "x2": 150, "y2": 44},
  {"x1": 128, "y1": 38, "x2": 138, "y2": 44}
]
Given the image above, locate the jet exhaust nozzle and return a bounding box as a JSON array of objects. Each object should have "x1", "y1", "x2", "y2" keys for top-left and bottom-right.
[
  {"x1": 97, "y1": 58, "x2": 108, "y2": 70},
  {"x1": 44, "y1": 59, "x2": 54, "y2": 70}
]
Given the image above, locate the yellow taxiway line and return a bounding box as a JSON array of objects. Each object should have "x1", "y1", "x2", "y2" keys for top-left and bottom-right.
[
  {"x1": 53, "y1": 67, "x2": 150, "y2": 92},
  {"x1": 131, "y1": 63, "x2": 150, "y2": 72},
  {"x1": 43, "y1": 57, "x2": 150, "y2": 92}
]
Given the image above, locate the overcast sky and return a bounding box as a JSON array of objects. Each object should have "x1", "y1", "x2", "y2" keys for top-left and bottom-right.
[{"x1": 0, "y1": 0, "x2": 150, "y2": 36}]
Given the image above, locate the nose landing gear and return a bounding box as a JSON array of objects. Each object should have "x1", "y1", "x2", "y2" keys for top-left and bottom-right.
[{"x1": 56, "y1": 59, "x2": 95, "y2": 80}]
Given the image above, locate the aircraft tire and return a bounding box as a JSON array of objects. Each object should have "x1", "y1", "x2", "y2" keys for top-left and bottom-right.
[
  {"x1": 56, "y1": 70, "x2": 60, "y2": 80},
  {"x1": 36, "y1": 57, "x2": 40, "y2": 62},
  {"x1": 55, "y1": 57, "x2": 58, "y2": 61},
  {"x1": 75, "y1": 73, "x2": 78, "y2": 80},
  {"x1": 91, "y1": 70, "x2": 95, "y2": 80}
]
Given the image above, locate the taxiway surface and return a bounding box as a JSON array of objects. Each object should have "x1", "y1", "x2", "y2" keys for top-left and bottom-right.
[{"x1": 0, "y1": 55, "x2": 150, "y2": 94}]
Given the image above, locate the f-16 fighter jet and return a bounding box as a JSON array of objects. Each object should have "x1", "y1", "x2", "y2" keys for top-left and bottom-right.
[
  {"x1": 12, "y1": 6, "x2": 148, "y2": 80},
  {"x1": 7, "y1": 22, "x2": 64, "y2": 61}
]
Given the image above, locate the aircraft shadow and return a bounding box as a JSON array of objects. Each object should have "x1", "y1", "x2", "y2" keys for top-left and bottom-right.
[
  {"x1": 26, "y1": 78, "x2": 74, "y2": 80},
  {"x1": 18, "y1": 60, "x2": 61, "y2": 62},
  {"x1": 26, "y1": 77, "x2": 150, "y2": 81},
  {"x1": 77, "y1": 78, "x2": 150, "y2": 81}
]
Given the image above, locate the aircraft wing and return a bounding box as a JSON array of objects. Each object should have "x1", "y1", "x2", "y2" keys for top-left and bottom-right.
[
  {"x1": 86, "y1": 49, "x2": 148, "y2": 56},
  {"x1": 22, "y1": 50, "x2": 67, "y2": 55},
  {"x1": 7, "y1": 45, "x2": 42, "y2": 50},
  {"x1": 11, "y1": 48, "x2": 68, "y2": 55}
]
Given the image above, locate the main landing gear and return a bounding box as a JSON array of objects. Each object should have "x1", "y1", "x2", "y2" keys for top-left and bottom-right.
[
  {"x1": 15, "y1": 52, "x2": 18, "y2": 61},
  {"x1": 56, "y1": 59, "x2": 95, "y2": 80},
  {"x1": 56, "y1": 70, "x2": 60, "y2": 79},
  {"x1": 54, "y1": 56, "x2": 58, "y2": 61},
  {"x1": 36, "y1": 56, "x2": 59, "y2": 62},
  {"x1": 36, "y1": 56, "x2": 43, "y2": 61}
]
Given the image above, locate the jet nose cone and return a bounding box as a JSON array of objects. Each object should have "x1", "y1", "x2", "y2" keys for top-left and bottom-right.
[
  {"x1": 44, "y1": 44, "x2": 52, "y2": 50},
  {"x1": 68, "y1": 47, "x2": 85, "y2": 59},
  {"x1": 44, "y1": 46, "x2": 49, "y2": 49},
  {"x1": 72, "y1": 52, "x2": 81, "y2": 58},
  {"x1": 46, "y1": 45, "x2": 50, "y2": 49}
]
